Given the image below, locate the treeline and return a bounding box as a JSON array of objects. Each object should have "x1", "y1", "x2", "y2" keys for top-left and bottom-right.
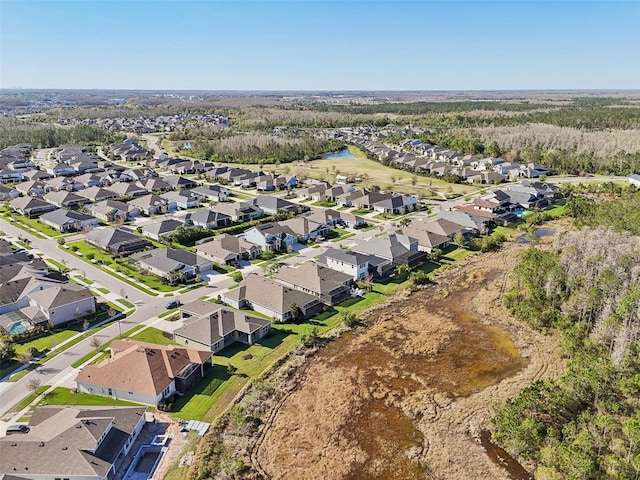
[
  {"x1": 563, "y1": 183, "x2": 640, "y2": 234},
  {"x1": 493, "y1": 227, "x2": 640, "y2": 479},
  {"x1": 187, "y1": 133, "x2": 344, "y2": 164},
  {"x1": 0, "y1": 121, "x2": 123, "y2": 149}
]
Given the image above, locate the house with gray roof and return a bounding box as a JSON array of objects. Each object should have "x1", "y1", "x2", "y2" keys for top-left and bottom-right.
[
  {"x1": 400, "y1": 224, "x2": 450, "y2": 253},
  {"x1": 274, "y1": 262, "x2": 352, "y2": 305},
  {"x1": 244, "y1": 222, "x2": 298, "y2": 251},
  {"x1": 252, "y1": 195, "x2": 300, "y2": 215},
  {"x1": 141, "y1": 219, "x2": 185, "y2": 241},
  {"x1": 174, "y1": 301, "x2": 272, "y2": 353},
  {"x1": 191, "y1": 184, "x2": 231, "y2": 202},
  {"x1": 212, "y1": 201, "x2": 263, "y2": 222},
  {"x1": 195, "y1": 233, "x2": 261, "y2": 265},
  {"x1": 373, "y1": 194, "x2": 418, "y2": 215},
  {"x1": 129, "y1": 248, "x2": 212, "y2": 283},
  {"x1": 40, "y1": 208, "x2": 98, "y2": 233},
  {"x1": 43, "y1": 190, "x2": 89, "y2": 208},
  {"x1": 85, "y1": 227, "x2": 151, "y2": 256},
  {"x1": 106, "y1": 181, "x2": 148, "y2": 198},
  {"x1": 10, "y1": 196, "x2": 56, "y2": 217},
  {"x1": 15, "y1": 180, "x2": 47, "y2": 197},
  {"x1": 160, "y1": 189, "x2": 202, "y2": 209},
  {"x1": 28, "y1": 283, "x2": 96, "y2": 326},
  {"x1": 352, "y1": 232, "x2": 425, "y2": 271},
  {"x1": 76, "y1": 186, "x2": 119, "y2": 203},
  {"x1": 0, "y1": 405, "x2": 147, "y2": 480},
  {"x1": 186, "y1": 209, "x2": 231, "y2": 229},
  {"x1": 222, "y1": 273, "x2": 323, "y2": 321},
  {"x1": 318, "y1": 248, "x2": 371, "y2": 280},
  {"x1": 128, "y1": 193, "x2": 169, "y2": 216},
  {"x1": 88, "y1": 199, "x2": 139, "y2": 222}
]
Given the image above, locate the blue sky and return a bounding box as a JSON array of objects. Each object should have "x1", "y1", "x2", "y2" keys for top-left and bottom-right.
[{"x1": 1, "y1": 1, "x2": 638, "y2": 90}]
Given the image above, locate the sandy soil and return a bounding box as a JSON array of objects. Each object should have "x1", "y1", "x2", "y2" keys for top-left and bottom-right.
[{"x1": 253, "y1": 244, "x2": 565, "y2": 480}]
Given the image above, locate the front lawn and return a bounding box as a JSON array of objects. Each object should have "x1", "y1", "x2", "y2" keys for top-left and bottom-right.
[
  {"x1": 128, "y1": 327, "x2": 178, "y2": 346},
  {"x1": 65, "y1": 241, "x2": 180, "y2": 293},
  {"x1": 41, "y1": 386, "x2": 143, "y2": 407}
]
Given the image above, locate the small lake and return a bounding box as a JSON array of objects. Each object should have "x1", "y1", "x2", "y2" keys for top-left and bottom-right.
[{"x1": 322, "y1": 148, "x2": 354, "y2": 159}]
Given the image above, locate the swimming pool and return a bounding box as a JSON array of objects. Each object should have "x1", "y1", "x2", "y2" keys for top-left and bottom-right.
[{"x1": 8, "y1": 322, "x2": 28, "y2": 335}]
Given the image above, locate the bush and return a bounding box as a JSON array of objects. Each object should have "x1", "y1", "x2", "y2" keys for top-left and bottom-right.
[{"x1": 231, "y1": 271, "x2": 243, "y2": 283}]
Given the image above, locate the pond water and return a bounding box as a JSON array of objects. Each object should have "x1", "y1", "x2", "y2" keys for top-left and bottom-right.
[{"x1": 323, "y1": 148, "x2": 355, "y2": 159}]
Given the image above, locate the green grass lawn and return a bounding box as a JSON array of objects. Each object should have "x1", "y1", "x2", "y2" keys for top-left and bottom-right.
[
  {"x1": 77, "y1": 275, "x2": 94, "y2": 285},
  {"x1": 40, "y1": 386, "x2": 143, "y2": 407},
  {"x1": 352, "y1": 208, "x2": 373, "y2": 215},
  {"x1": 12, "y1": 386, "x2": 48, "y2": 412},
  {"x1": 312, "y1": 201, "x2": 337, "y2": 208},
  {"x1": 65, "y1": 241, "x2": 179, "y2": 293},
  {"x1": 117, "y1": 298, "x2": 135, "y2": 309},
  {"x1": 71, "y1": 324, "x2": 146, "y2": 368},
  {"x1": 171, "y1": 365, "x2": 230, "y2": 420},
  {"x1": 128, "y1": 327, "x2": 178, "y2": 346},
  {"x1": 97, "y1": 287, "x2": 110, "y2": 294},
  {"x1": 3, "y1": 211, "x2": 67, "y2": 237}
]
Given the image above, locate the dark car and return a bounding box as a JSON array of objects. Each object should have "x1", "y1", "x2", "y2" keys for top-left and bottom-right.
[
  {"x1": 6, "y1": 424, "x2": 30, "y2": 434},
  {"x1": 165, "y1": 299, "x2": 181, "y2": 309}
]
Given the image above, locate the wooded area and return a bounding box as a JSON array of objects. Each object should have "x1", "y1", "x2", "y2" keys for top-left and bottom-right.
[{"x1": 494, "y1": 212, "x2": 640, "y2": 478}]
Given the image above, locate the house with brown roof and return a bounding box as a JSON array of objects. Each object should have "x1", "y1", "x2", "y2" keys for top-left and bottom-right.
[
  {"x1": 0, "y1": 405, "x2": 147, "y2": 480},
  {"x1": 174, "y1": 301, "x2": 272, "y2": 353},
  {"x1": 76, "y1": 340, "x2": 213, "y2": 406}
]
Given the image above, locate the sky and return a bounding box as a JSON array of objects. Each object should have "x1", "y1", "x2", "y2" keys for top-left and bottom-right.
[{"x1": 0, "y1": 0, "x2": 638, "y2": 91}]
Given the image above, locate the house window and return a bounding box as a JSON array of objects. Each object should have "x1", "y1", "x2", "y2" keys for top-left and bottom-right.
[{"x1": 108, "y1": 388, "x2": 113, "y2": 396}]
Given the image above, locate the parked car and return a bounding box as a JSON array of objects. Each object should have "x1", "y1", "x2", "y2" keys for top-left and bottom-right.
[
  {"x1": 6, "y1": 424, "x2": 30, "y2": 434},
  {"x1": 165, "y1": 299, "x2": 181, "y2": 309}
]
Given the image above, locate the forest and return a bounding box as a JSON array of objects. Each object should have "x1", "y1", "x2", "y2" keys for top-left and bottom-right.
[
  {"x1": 493, "y1": 191, "x2": 640, "y2": 478},
  {"x1": 0, "y1": 119, "x2": 123, "y2": 149}
]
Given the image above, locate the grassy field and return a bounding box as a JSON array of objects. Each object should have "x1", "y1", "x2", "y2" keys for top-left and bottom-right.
[{"x1": 211, "y1": 145, "x2": 475, "y2": 197}]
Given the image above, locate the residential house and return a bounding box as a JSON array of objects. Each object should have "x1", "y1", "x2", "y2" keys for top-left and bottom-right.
[
  {"x1": 15, "y1": 180, "x2": 46, "y2": 197},
  {"x1": 43, "y1": 190, "x2": 89, "y2": 209},
  {"x1": 160, "y1": 190, "x2": 202, "y2": 210},
  {"x1": 421, "y1": 218, "x2": 475, "y2": 241},
  {"x1": 274, "y1": 262, "x2": 352, "y2": 305},
  {"x1": 351, "y1": 232, "x2": 425, "y2": 271},
  {"x1": 243, "y1": 222, "x2": 298, "y2": 251},
  {"x1": 76, "y1": 186, "x2": 120, "y2": 203},
  {"x1": 351, "y1": 191, "x2": 393, "y2": 210},
  {"x1": 222, "y1": 273, "x2": 323, "y2": 321},
  {"x1": 186, "y1": 209, "x2": 232, "y2": 229},
  {"x1": 318, "y1": 248, "x2": 370, "y2": 280},
  {"x1": 138, "y1": 177, "x2": 172, "y2": 192},
  {"x1": 129, "y1": 194, "x2": 169, "y2": 216},
  {"x1": 0, "y1": 184, "x2": 19, "y2": 200},
  {"x1": 88, "y1": 199, "x2": 139, "y2": 222},
  {"x1": 400, "y1": 223, "x2": 450, "y2": 253},
  {"x1": 277, "y1": 217, "x2": 331, "y2": 243},
  {"x1": 44, "y1": 175, "x2": 78, "y2": 192},
  {"x1": 9, "y1": 196, "x2": 56, "y2": 217},
  {"x1": 129, "y1": 248, "x2": 212, "y2": 282},
  {"x1": 85, "y1": 227, "x2": 151, "y2": 256},
  {"x1": 519, "y1": 162, "x2": 550, "y2": 178},
  {"x1": 141, "y1": 219, "x2": 185, "y2": 241},
  {"x1": 40, "y1": 209, "x2": 98, "y2": 233},
  {"x1": 212, "y1": 201, "x2": 263, "y2": 222},
  {"x1": 252, "y1": 195, "x2": 300, "y2": 215},
  {"x1": 164, "y1": 175, "x2": 198, "y2": 190},
  {"x1": 45, "y1": 163, "x2": 75, "y2": 176},
  {"x1": 76, "y1": 340, "x2": 212, "y2": 406},
  {"x1": 195, "y1": 233, "x2": 261, "y2": 265},
  {"x1": 107, "y1": 181, "x2": 148, "y2": 198},
  {"x1": 29, "y1": 283, "x2": 96, "y2": 326},
  {"x1": 174, "y1": 301, "x2": 272, "y2": 353},
  {"x1": 0, "y1": 405, "x2": 147, "y2": 480},
  {"x1": 373, "y1": 194, "x2": 418, "y2": 215},
  {"x1": 191, "y1": 184, "x2": 231, "y2": 202}
]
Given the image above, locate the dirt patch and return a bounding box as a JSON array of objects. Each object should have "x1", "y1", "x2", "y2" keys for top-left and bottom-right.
[{"x1": 254, "y1": 244, "x2": 565, "y2": 480}]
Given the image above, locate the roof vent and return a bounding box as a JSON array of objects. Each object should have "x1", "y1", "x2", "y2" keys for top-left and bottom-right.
[
  {"x1": 39, "y1": 442, "x2": 44, "y2": 447},
  {"x1": 62, "y1": 446, "x2": 68, "y2": 450}
]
